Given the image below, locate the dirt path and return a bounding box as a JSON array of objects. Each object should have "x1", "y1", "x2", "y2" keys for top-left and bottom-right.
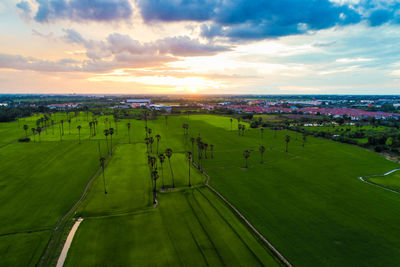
[
  {"x1": 359, "y1": 168, "x2": 400, "y2": 195},
  {"x1": 56, "y1": 218, "x2": 83, "y2": 267},
  {"x1": 193, "y1": 162, "x2": 292, "y2": 267}
]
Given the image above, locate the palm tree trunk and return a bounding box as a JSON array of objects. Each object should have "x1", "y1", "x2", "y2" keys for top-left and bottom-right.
[
  {"x1": 161, "y1": 164, "x2": 165, "y2": 189},
  {"x1": 102, "y1": 167, "x2": 107, "y2": 194},
  {"x1": 110, "y1": 136, "x2": 113, "y2": 155},
  {"x1": 286, "y1": 142, "x2": 288, "y2": 153},
  {"x1": 78, "y1": 131, "x2": 81, "y2": 144},
  {"x1": 105, "y1": 136, "x2": 109, "y2": 154},
  {"x1": 168, "y1": 158, "x2": 175, "y2": 188},
  {"x1": 188, "y1": 159, "x2": 191, "y2": 187},
  {"x1": 246, "y1": 158, "x2": 248, "y2": 168}
]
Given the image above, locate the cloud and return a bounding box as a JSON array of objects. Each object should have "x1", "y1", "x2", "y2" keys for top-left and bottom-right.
[
  {"x1": 16, "y1": 1, "x2": 32, "y2": 19},
  {"x1": 16, "y1": 0, "x2": 133, "y2": 23},
  {"x1": 61, "y1": 29, "x2": 231, "y2": 59},
  {"x1": 137, "y1": 0, "x2": 400, "y2": 40}
]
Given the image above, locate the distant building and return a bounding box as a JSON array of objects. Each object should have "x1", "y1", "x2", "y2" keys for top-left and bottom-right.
[
  {"x1": 126, "y1": 99, "x2": 151, "y2": 106},
  {"x1": 0, "y1": 103, "x2": 8, "y2": 107}
]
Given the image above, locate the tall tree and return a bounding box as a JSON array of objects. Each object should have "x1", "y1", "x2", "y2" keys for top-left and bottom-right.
[
  {"x1": 127, "y1": 122, "x2": 131, "y2": 144},
  {"x1": 68, "y1": 119, "x2": 71, "y2": 134},
  {"x1": 230, "y1": 118, "x2": 233, "y2": 132},
  {"x1": 31, "y1": 128, "x2": 36, "y2": 142},
  {"x1": 261, "y1": 128, "x2": 264, "y2": 143},
  {"x1": 109, "y1": 128, "x2": 114, "y2": 154},
  {"x1": 51, "y1": 120, "x2": 54, "y2": 135},
  {"x1": 104, "y1": 129, "x2": 110, "y2": 154},
  {"x1": 158, "y1": 153, "x2": 166, "y2": 189},
  {"x1": 60, "y1": 120, "x2": 64, "y2": 135},
  {"x1": 190, "y1": 137, "x2": 195, "y2": 155},
  {"x1": 77, "y1": 125, "x2": 82, "y2": 144},
  {"x1": 302, "y1": 134, "x2": 307, "y2": 148},
  {"x1": 100, "y1": 157, "x2": 107, "y2": 194},
  {"x1": 155, "y1": 134, "x2": 161, "y2": 154},
  {"x1": 36, "y1": 127, "x2": 42, "y2": 142},
  {"x1": 204, "y1": 143, "x2": 208, "y2": 159},
  {"x1": 23, "y1": 124, "x2": 28, "y2": 137},
  {"x1": 210, "y1": 144, "x2": 214, "y2": 159},
  {"x1": 165, "y1": 148, "x2": 175, "y2": 188},
  {"x1": 238, "y1": 124, "x2": 242, "y2": 136},
  {"x1": 243, "y1": 150, "x2": 251, "y2": 168},
  {"x1": 152, "y1": 169, "x2": 159, "y2": 204},
  {"x1": 285, "y1": 135, "x2": 291, "y2": 153},
  {"x1": 149, "y1": 136, "x2": 154, "y2": 153},
  {"x1": 241, "y1": 124, "x2": 246, "y2": 136},
  {"x1": 259, "y1": 145, "x2": 265, "y2": 164},
  {"x1": 187, "y1": 151, "x2": 192, "y2": 187}
]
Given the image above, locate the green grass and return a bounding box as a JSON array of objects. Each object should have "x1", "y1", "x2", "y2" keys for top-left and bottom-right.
[
  {"x1": 66, "y1": 188, "x2": 278, "y2": 267},
  {"x1": 0, "y1": 231, "x2": 50, "y2": 267},
  {"x1": 165, "y1": 114, "x2": 400, "y2": 266},
  {"x1": 368, "y1": 171, "x2": 400, "y2": 192}
]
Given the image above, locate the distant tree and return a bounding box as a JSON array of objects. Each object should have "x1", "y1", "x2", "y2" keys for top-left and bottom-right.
[
  {"x1": 187, "y1": 151, "x2": 192, "y2": 187},
  {"x1": 302, "y1": 134, "x2": 307, "y2": 148},
  {"x1": 104, "y1": 129, "x2": 110, "y2": 154},
  {"x1": 36, "y1": 127, "x2": 42, "y2": 142},
  {"x1": 149, "y1": 136, "x2": 154, "y2": 153},
  {"x1": 259, "y1": 145, "x2": 265, "y2": 164},
  {"x1": 243, "y1": 150, "x2": 251, "y2": 168},
  {"x1": 127, "y1": 122, "x2": 131, "y2": 144},
  {"x1": 152, "y1": 169, "x2": 159, "y2": 204},
  {"x1": 23, "y1": 124, "x2": 28, "y2": 137},
  {"x1": 109, "y1": 128, "x2": 114, "y2": 154},
  {"x1": 165, "y1": 148, "x2": 175, "y2": 188},
  {"x1": 31, "y1": 128, "x2": 36, "y2": 142},
  {"x1": 158, "y1": 153, "x2": 166, "y2": 189},
  {"x1": 285, "y1": 135, "x2": 291, "y2": 152},
  {"x1": 190, "y1": 137, "x2": 195, "y2": 155},
  {"x1": 77, "y1": 125, "x2": 82, "y2": 144},
  {"x1": 60, "y1": 120, "x2": 64, "y2": 135},
  {"x1": 156, "y1": 134, "x2": 161, "y2": 154},
  {"x1": 100, "y1": 157, "x2": 107, "y2": 194},
  {"x1": 260, "y1": 128, "x2": 264, "y2": 143}
]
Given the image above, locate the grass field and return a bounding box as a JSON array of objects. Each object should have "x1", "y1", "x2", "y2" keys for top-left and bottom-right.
[
  {"x1": 66, "y1": 141, "x2": 279, "y2": 266},
  {"x1": 3, "y1": 112, "x2": 400, "y2": 266},
  {"x1": 368, "y1": 171, "x2": 400, "y2": 192}
]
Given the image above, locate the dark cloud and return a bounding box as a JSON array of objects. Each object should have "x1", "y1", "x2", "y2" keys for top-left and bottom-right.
[
  {"x1": 17, "y1": 0, "x2": 133, "y2": 23},
  {"x1": 137, "y1": 0, "x2": 400, "y2": 40}
]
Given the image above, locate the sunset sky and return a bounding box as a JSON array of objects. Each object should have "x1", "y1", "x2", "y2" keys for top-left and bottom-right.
[{"x1": 1, "y1": 0, "x2": 400, "y2": 94}]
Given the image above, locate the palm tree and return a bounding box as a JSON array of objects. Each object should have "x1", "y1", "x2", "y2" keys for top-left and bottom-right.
[
  {"x1": 165, "y1": 115, "x2": 168, "y2": 126},
  {"x1": 109, "y1": 128, "x2": 114, "y2": 154},
  {"x1": 148, "y1": 128, "x2": 152, "y2": 137},
  {"x1": 31, "y1": 128, "x2": 36, "y2": 142},
  {"x1": 302, "y1": 134, "x2": 307, "y2": 148},
  {"x1": 100, "y1": 157, "x2": 107, "y2": 194},
  {"x1": 152, "y1": 169, "x2": 159, "y2": 204},
  {"x1": 104, "y1": 129, "x2": 109, "y2": 154},
  {"x1": 210, "y1": 144, "x2": 214, "y2": 158},
  {"x1": 60, "y1": 120, "x2": 64, "y2": 135},
  {"x1": 89, "y1": 122, "x2": 93, "y2": 138},
  {"x1": 243, "y1": 150, "x2": 251, "y2": 168},
  {"x1": 23, "y1": 124, "x2": 29, "y2": 137},
  {"x1": 51, "y1": 120, "x2": 54, "y2": 135},
  {"x1": 190, "y1": 137, "x2": 195, "y2": 155},
  {"x1": 149, "y1": 136, "x2": 154, "y2": 153},
  {"x1": 261, "y1": 128, "x2": 264, "y2": 143},
  {"x1": 155, "y1": 134, "x2": 161, "y2": 154},
  {"x1": 145, "y1": 137, "x2": 150, "y2": 153},
  {"x1": 68, "y1": 119, "x2": 71, "y2": 134},
  {"x1": 203, "y1": 143, "x2": 208, "y2": 159},
  {"x1": 230, "y1": 118, "x2": 233, "y2": 131},
  {"x1": 127, "y1": 122, "x2": 131, "y2": 144},
  {"x1": 285, "y1": 135, "x2": 291, "y2": 152},
  {"x1": 158, "y1": 153, "x2": 166, "y2": 189},
  {"x1": 36, "y1": 127, "x2": 42, "y2": 142},
  {"x1": 259, "y1": 145, "x2": 265, "y2": 164},
  {"x1": 187, "y1": 151, "x2": 192, "y2": 187},
  {"x1": 165, "y1": 148, "x2": 175, "y2": 188},
  {"x1": 77, "y1": 125, "x2": 82, "y2": 144},
  {"x1": 238, "y1": 124, "x2": 242, "y2": 135},
  {"x1": 59, "y1": 124, "x2": 63, "y2": 142},
  {"x1": 241, "y1": 124, "x2": 246, "y2": 136}
]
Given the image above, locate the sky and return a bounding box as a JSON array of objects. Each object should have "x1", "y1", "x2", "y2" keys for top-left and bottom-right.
[{"x1": 1, "y1": 0, "x2": 400, "y2": 95}]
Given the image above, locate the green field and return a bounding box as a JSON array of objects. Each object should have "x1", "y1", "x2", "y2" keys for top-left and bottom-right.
[
  {"x1": 368, "y1": 170, "x2": 400, "y2": 193},
  {"x1": 2, "y1": 113, "x2": 400, "y2": 266}
]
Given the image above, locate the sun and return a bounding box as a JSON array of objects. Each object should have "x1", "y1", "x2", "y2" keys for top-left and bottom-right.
[{"x1": 190, "y1": 88, "x2": 197, "y2": 93}]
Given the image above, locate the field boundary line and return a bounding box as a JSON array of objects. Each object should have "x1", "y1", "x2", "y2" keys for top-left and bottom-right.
[
  {"x1": 0, "y1": 228, "x2": 52, "y2": 237},
  {"x1": 359, "y1": 168, "x2": 400, "y2": 194},
  {"x1": 192, "y1": 162, "x2": 292, "y2": 267}
]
